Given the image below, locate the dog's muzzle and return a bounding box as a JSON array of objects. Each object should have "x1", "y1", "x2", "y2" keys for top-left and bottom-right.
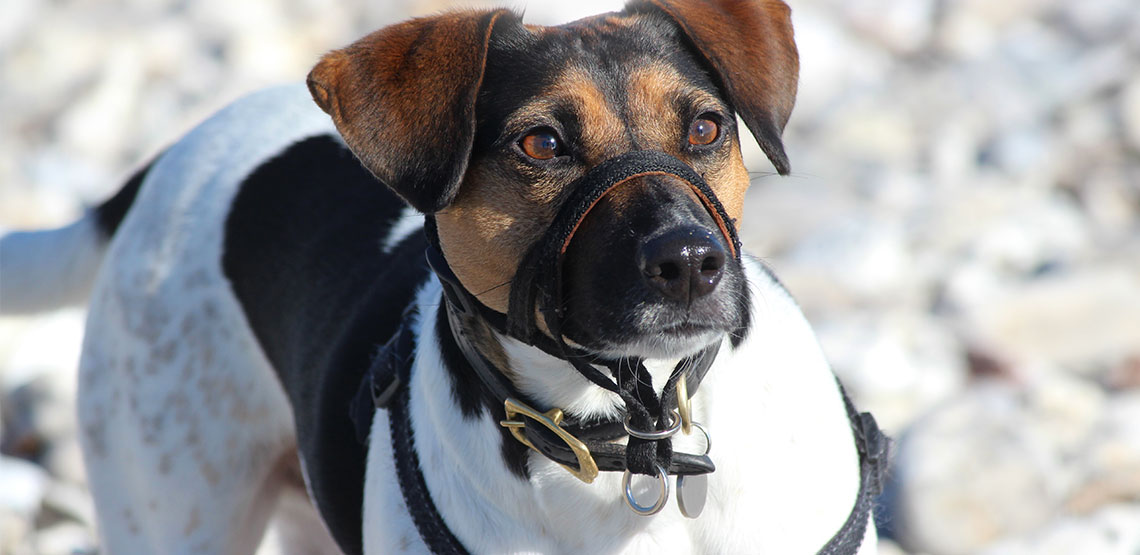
[{"x1": 424, "y1": 150, "x2": 742, "y2": 516}]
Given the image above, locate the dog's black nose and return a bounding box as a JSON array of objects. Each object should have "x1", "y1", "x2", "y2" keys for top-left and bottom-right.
[{"x1": 638, "y1": 227, "x2": 726, "y2": 304}]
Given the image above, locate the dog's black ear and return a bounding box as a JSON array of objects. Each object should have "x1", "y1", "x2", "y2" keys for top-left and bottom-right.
[
  {"x1": 307, "y1": 9, "x2": 515, "y2": 213},
  {"x1": 629, "y1": 0, "x2": 799, "y2": 175}
]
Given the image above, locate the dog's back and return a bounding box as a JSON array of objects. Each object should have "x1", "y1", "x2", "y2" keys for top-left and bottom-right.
[{"x1": 1, "y1": 83, "x2": 414, "y2": 552}]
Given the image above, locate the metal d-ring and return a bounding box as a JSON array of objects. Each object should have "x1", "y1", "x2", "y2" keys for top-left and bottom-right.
[
  {"x1": 624, "y1": 408, "x2": 682, "y2": 441},
  {"x1": 623, "y1": 464, "x2": 670, "y2": 516},
  {"x1": 690, "y1": 421, "x2": 712, "y2": 456}
]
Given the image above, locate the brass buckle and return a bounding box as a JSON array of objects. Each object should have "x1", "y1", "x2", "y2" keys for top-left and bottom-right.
[
  {"x1": 677, "y1": 375, "x2": 693, "y2": 435},
  {"x1": 500, "y1": 398, "x2": 599, "y2": 483}
]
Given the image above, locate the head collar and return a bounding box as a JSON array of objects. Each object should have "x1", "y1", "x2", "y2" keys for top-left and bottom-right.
[{"x1": 424, "y1": 150, "x2": 741, "y2": 481}]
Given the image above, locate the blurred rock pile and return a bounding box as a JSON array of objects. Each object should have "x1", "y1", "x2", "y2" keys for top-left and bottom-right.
[{"x1": 1, "y1": 0, "x2": 1137, "y2": 553}]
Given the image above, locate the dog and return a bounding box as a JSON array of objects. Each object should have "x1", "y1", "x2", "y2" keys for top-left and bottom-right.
[{"x1": 0, "y1": 0, "x2": 887, "y2": 553}]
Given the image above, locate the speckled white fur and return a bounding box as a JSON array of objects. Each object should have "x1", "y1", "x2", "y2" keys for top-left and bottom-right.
[
  {"x1": 75, "y1": 84, "x2": 342, "y2": 554},
  {"x1": 9, "y1": 82, "x2": 876, "y2": 554}
]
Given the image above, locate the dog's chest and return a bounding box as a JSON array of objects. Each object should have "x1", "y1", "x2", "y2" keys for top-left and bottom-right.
[{"x1": 360, "y1": 265, "x2": 863, "y2": 554}]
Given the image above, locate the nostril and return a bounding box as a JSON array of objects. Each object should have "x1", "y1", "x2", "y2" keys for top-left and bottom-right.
[
  {"x1": 658, "y1": 261, "x2": 681, "y2": 281},
  {"x1": 638, "y1": 227, "x2": 727, "y2": 303},
  {"x1": 700, "y1": 254, "x2": 723, "y2": 275}
]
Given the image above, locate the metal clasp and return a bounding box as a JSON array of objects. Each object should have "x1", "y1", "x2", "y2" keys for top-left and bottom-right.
[{"x1": 500, "y1": 398, "x2": 599, "y2": 483}]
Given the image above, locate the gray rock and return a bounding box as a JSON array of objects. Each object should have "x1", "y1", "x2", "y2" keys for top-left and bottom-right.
[
  {"x1": 890, "y1": 381, "x2": 1071, "y2": 554},
  {"x1": 1122, "y1": 76, "x2": 1140, "y2": 153},
  {"x1": 782, "y1": 214, "x2": 914, "y2": 305},
  {"x1": 812, "y1": 311, "x2": 966, "y2": 434},
  {"x1": 979, "y1": 503, "x2": 1140, "y2": 555},
  {"x1": 958, "y1": 268, "x2": 1140, "y2": 371},
  {"x1": 890, "y1": 375, "x2": 1140, "y2": 554}
]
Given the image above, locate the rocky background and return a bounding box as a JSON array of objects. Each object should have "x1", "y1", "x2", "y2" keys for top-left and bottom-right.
[{"x1": 1, "y1": 0, "x2": 1138, "y2": 553}]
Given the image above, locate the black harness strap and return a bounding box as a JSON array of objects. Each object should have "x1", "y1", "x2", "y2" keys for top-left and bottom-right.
[
  {"x1": 351, "y1": 309, "x2": 472, "y2": 555},
  {"x1": 818, "y1": 383, "x2": 891, "y2": 555}
]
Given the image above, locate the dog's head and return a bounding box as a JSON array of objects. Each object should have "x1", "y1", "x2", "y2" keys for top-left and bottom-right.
[{"x1": 307, "y1": 0, "x2": 798, "y2": 360}]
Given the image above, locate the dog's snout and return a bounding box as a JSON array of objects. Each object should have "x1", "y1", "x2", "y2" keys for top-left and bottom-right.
[{"x1": 638, "y1": 227, "x2": 726, "y2": 304}]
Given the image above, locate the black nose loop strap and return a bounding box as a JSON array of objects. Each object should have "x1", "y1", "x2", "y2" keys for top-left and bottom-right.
[
  {"x1": 506, "y1": 150, "x2": 741, "y2": 347},
  {"x1": 500, "y1": 150, "x2": 740, "y2": 478},
  {"x1": 423, "y1": 150, "x2": 738, "y2": 480}
]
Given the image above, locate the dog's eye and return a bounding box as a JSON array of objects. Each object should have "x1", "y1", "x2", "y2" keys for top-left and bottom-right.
[
  {"x1": 688, "y1": 117, "x2": 719, "y2": 146},
  {"x1": 519, "y1": 128, "x2": 563, "y2": 160}
]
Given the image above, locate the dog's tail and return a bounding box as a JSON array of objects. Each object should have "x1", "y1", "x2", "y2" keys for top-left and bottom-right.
[{"x1": 0, "y1": 162, "x2": 150, "y2": 314}]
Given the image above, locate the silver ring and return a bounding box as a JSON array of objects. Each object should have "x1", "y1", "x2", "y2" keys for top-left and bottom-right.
[
  {"x1": 624, "y1": 408, "x2": 682, "y2": 440},
  {"x1": 691, "y1": 422, "x2": 712, "y2": 456},
  {"x1": 622, "y1": 464, "x2": 669, "y2": 516}
]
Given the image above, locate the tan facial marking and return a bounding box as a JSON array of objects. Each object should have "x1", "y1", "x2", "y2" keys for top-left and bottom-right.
[
  {"x1": 436, "y1": 67, "x2": 625, "y2": 313},
  {"x1": 626, "y1": 63, "x2": 751, "y2": 224},
  {"x1": 626, "y1": 62, "x2": 688, "y2": 152},
  {"x1": 707, "y1": 143, "x2": 751, "y2": 227},
  {"x1": 511, "y1": 67, "x2": 628, "y2": 164}
]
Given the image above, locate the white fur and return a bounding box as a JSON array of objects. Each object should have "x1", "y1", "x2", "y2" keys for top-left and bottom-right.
[
  {"x1": 382, "y1": 207, "x2": 425, "y2": 253},
  {"x1": 0, "y1": 215, "x2": 106, "y2": 313}
]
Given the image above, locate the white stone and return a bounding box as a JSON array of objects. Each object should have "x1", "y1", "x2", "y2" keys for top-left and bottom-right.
[
  {"x1": 56, "y1": 42, "x2": 145, "y2": 164},
  {"x1": 980, "y1": 503, "x2": 1140, "y2": 555},
  {"x1": 0, "y1": 456, "x2": 47, "y2": 516},
  {"x1": 789, "y1": 4, "x2": 890, "y2": 118},
  {"x1": 962, "y1": 268, "x2": 1140, "y2": 368},
  {"x1": 41, "y1": 481, "x2": 95, "y2": 527},
  {"x1": 891, "y1": 382, "x2": 1068, "y2": 553},
  {"x1": 0, "y1": 0, "x2": 37, "y2": 51},
  {"x1": 783, "y1": 214, "x2": 913, "y2": 304},
  {"x1": 33, "y1": 522, "x2": 96, "y2": 555}
]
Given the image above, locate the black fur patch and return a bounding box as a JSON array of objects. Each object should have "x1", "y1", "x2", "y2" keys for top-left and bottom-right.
[
  {"x1": 94, "y1": 158, "x2": 153, "y2": 238},
  {"x1": 433, "y1": 303, "x2": 531, "y2": 478},
  {"x1": 222, "y1": 134, "x2": 428, "y2": 555}
]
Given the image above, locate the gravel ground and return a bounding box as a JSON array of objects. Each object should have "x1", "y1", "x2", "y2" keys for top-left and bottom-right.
[{"x1": 1, "y1": 1, "x2": 1138, "y2": 553}]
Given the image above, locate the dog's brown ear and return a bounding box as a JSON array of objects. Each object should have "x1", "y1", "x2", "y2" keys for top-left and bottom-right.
[
  {"x1": 630, "y1": 0, "x2": 799, "y2": 175},
  {"x1": 307, "y1": 9, "x2": 514, "y2": 213}
]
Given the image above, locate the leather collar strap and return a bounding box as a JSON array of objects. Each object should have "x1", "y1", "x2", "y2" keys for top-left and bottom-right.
[{"x1": 439, "y1": 300, "x2": 717, "y2": 477}]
